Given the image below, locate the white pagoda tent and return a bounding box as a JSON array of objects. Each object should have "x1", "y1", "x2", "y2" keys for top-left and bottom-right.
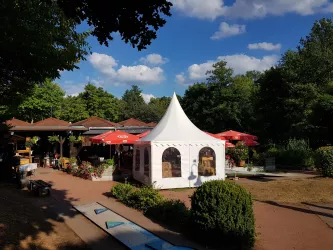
[{"x1": 133, "y1": 93, "x2": 225, "y2": 189}]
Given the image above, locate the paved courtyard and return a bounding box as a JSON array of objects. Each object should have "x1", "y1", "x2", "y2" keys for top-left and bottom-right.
[{"x1": 32, "y1": 169, "x2": 333, "y2": 250}]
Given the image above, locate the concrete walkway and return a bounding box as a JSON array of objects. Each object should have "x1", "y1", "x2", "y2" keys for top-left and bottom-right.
[{"x1": 31, "y1": 169, "x2": 203, "y2": 250}]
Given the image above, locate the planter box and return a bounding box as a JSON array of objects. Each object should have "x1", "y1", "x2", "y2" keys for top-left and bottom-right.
[{"x1": 89, "y1": 165, "x2": 123, "y2": 182}]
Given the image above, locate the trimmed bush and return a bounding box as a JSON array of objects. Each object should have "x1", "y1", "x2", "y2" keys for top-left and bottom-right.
[
  {"x1": 190, "y1": 180, "x2": 255, "y2": 249},
  {"x1": 315, "y1": 146, "x2": 333, "y2": 177},
  {"x1": 127, "y1": 186, "x2": 165, "y2": 212},
  {"x1": 111, "y1": 183, "x2": 135, "y2": 203},
  {"x1": 145, "y1": 199, "x2": 189, "y2": 231}
]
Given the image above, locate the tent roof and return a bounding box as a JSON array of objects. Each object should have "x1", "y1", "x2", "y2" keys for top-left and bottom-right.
[{"x1": 139, "y1": 93, "x2": 221, "y2": 143}]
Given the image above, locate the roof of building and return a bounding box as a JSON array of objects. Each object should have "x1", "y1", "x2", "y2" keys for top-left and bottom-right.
[
  {"x1": 5, "y1": 118, "x2": 31, "y2": 127},
  {"x1": 71, "y1": 116, "x2": 119, "y2": 128},
  {"x1": 139, "y1": 93, "x2": 222, "y2": 143},
  {"x1": 31, "y1": 117, "x2": 70, "y2": 126},
  {"x1": 118, "y1": 118, "x2": 147, "y2": 127}
]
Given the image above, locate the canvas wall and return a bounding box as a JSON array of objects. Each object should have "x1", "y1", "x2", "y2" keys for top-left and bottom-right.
[{"x1": 133, "y1": 142, "x2": 225, "y2": 189}]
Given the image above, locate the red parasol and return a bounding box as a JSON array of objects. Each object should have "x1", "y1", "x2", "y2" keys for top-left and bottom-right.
[
  {"x1": 137, "y1": 130, "x2": 150, "y2": 138},
  {"x1": 90, "y1": 130, "x2": 139, "y2": 144},
  {"x1": 90, "y1": 130, "x2": 114, "y2": 144},
  {"x1": 243, "y1": 138, "x2": 260, "y2": 146},
  {"x1": 225, "y1": 141, "x2": 235, "y2": 148},
  {"x1": 204, "y1": 131, "x2": 227, "y2": 140},
  {"x1": 216, "y1": 130, "x2": 258, "y2": 140}
]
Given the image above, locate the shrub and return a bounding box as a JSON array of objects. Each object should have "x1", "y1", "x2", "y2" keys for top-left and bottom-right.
[
  {"x1": 266, "y1": 139, "x2": 314, "y2": 169},
  {"x1": 111, "y1": 183, "x2": 135, "y2": 203},
  {"x1": 127, "y1": 186, "x2": 165, "y2": 212},
  {"x1": 190, "y1": 180, "x2": 255, "y2": 249},
  {"x1": 104, "y1": 158, "x2": 114, "y2": 166},
  {"x1": 145, "y1": 199, "x2": 189, "y2": 231},
  {"x1": 314, "y1": 146, "x2": 333, "y2": 177}
]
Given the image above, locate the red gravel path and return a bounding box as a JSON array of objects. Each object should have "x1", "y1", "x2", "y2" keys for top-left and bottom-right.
[{"x1": 33, "y1": 170, "x2": 333, "y2": 250}]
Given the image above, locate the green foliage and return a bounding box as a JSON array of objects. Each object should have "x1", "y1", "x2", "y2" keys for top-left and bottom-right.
[
  {"x1": 25, "y1": 136, "x2": 40, "y2": 148},
  {"x1": 0, "y1": 0, "x2": 89, "y2": 113},
  {"x1": 15, "y1": 80, "x2": 65, "y2": 122},
  {"x1": 127, "y1": 186, "x2": 165, "y2": 212},
  {"x1": 145, "y1": 199, "x2": 189, "y2": 231},
  {"x1": 57, "y1": 96, "x2": 89, "y2": 123},
  {"x1": 55, "y1": 0, "x2": 172, "y2": 50},
  {"x1": 111, "y1": 183, "x2": 135, "y2": 203},
  {"x1": 266, "y1": 139, "x2": 314, "y2": 169},
  {"x1": 48, "y1": 136, "x2": 60, "y2": 144},
  {"x1": 68, "y1": 157, "x2": 77, "y2": 166},
  {"x1": 190, "y1": 180, "x2": 255, "y2": 249},
  {"x1": 182, "y1": 62, "x2": 257, "y2": 133},
  {"x1": 228, "y1": 141, "x2": 249, "y2": 165},
  {"x1": 104, "y1": 158, "x2": 114, "y2": 166},
  {"x1": 314, "y1": 146, "x2": 333, "y2": 177},
  {"x1": 68, "y1": 135, "x2": 84, "y2": 144},
  {"x1": 79, "y1": 83, "x2": 120, "y2": 121}
]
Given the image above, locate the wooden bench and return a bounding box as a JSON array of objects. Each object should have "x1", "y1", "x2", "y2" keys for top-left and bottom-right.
[{"x1": 29, "y1": 180, "x2": 51, "y2": 197}]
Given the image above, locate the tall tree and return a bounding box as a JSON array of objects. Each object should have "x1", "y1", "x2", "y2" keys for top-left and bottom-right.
[
  {"x1": 148, "y1": 96, "x2": 171, "y2": 121},
  {"x1": 120, "y1": 85, "x2": 146, "y2": 120},
  {"x1": 0, "y1": 0, "x2": 89, "y2": 112},
  {"x1": 297, "y1": 18, "x2": 333, "y2": 87},
  {"x1": 54, "y1": 0, "x2": 172, "y2": 50},
  {"x1": 79, "y1": 83, "x2": 119, "y2": 121},
  {"x1": 14, "y1": 80, "x2": 65, "y2": 122},
  {"x1": 56, "y1": 96, "x2": 89, "y2": 123}
]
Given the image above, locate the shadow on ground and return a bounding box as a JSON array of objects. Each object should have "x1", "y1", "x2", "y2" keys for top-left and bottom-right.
[
  {"x1": 263, "y1": 201, "x2": 333, "y2": 219},
  {"x1": 0, "y1": 179, "x2": 208, "y2": 250}
]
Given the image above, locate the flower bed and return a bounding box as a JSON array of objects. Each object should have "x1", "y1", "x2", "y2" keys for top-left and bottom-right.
[{"x1": 65, "y1": 160, "x2": 113, "y2": 180}]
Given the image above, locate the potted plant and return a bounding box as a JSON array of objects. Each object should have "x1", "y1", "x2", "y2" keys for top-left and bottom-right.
[
  {"x1": 228, "y1": 141, "x2": 249, "y2": 167},
  {"x1": 25, "y1": 136, "x2": 40, "y2": 153}
]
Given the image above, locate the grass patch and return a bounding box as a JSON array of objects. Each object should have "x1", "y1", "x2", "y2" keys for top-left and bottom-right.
[{"x1": 241, "y1": 177, "x2": 333, "y2": 203}]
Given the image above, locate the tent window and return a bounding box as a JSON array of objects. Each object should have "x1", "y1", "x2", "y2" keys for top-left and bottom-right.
[
  {"x1": 162, "y1": 147, "x2": 181, "y2": 178},
  {"x1": 135, "y1": 149, "x2": 140, "y2": 171},
  {"x1": 198, "y1": 147, "x2": 216, "y2": 176},
  {"x1": 144, "y1": 148, "x2": 149, "y2": 176}
]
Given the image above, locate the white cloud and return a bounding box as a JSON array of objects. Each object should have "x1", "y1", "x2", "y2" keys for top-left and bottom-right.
[
  {"x1": 172, "y1": 0, "x2": 333, "y2": 19},
  {"x1": 140, "y1": 54, "x2": 168, "y2": 65},
  {"x1": 62, "y1": 81, "x2": 85, "y2": 97},
  {"x1": 171, "y1": 0, "x2": 225, "y2": 20},
  {"x1": 177, "y1": 54, "x2": 279, "y2": 85},
  {"x1": 248, "y1": 42, "x2": 281, "y2": 51},
  {"x1": 141, "y1": 93, "x2": 155, "y2": 103},
  {"x1": 175, "y1": 73, "x2": 186, "y2": 84},
  {"x1": 89, "y1": 52, "x2": 117, "y2": 76},
  {"x1": 89, "y1": 52, "x2": 165, "y2": 85},
  {"x1": 211, "y1": 22, "x2": 246, "y2": 40}
]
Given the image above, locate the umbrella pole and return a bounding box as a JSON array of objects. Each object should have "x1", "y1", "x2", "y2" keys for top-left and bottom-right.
[{"x1": 109, "y1": 145, "x2": 111, "y2": 159}]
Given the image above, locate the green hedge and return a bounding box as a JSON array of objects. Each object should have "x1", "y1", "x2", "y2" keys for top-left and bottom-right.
[
  {"x1": 315, "y1": 146, "x2": 333, "y2": 177},
  {"x1": 145, "y1": 199, "x2": 189, "y2": 231},
  {"x1": 110, "y1": 183, "x2": 135, "y2": 203},
  {"x1": 190, "y1": 180, "x2": 255, "y2": 249}
]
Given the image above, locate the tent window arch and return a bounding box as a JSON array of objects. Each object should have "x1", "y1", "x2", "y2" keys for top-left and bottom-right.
[
  {"x1": 162, "y1": 147, "x2": 181, "y2": 178},
  {"x1": 144, "y1": 148, "x2": 149, "y2": 176},
  {"x1": 198, "y1": 147, "x2": 216, "y2": 176},
  {"x1": 135, "y1": 149, "x2": 140, "y2": 171}
]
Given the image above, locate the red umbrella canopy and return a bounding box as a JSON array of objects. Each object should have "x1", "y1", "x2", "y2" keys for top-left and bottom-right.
[
  {"x1": 90, "y1": 130, "x2": 114, "y2": 144},
  {"x1": 137, "y1": 130, "x2": 150, "y2": 138},
  {"x1": 243, "y1": 138, "x2": 260, "y2": 146},
  {"x1": 216, "y1": 130, "x2": 258, "y2": 140},
  {"x1": 91, "y1": 130, "x2": 139, "y2": 144},
  {"x1": 204, "y1": 131, "x2": 227, "y2": 140},
  {"x1": 225, "y1": 142, "x2": 235, "y2": 148}
]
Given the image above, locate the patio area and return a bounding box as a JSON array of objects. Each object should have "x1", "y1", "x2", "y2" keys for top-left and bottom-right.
[{"x1": 28, "y1": 168, "x2": 333, "y2": 250}]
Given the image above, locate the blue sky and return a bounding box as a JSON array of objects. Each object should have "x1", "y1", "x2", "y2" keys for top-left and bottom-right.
[{"x1": 57, "y1": 0, "x2": 333, "y2": 103}]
